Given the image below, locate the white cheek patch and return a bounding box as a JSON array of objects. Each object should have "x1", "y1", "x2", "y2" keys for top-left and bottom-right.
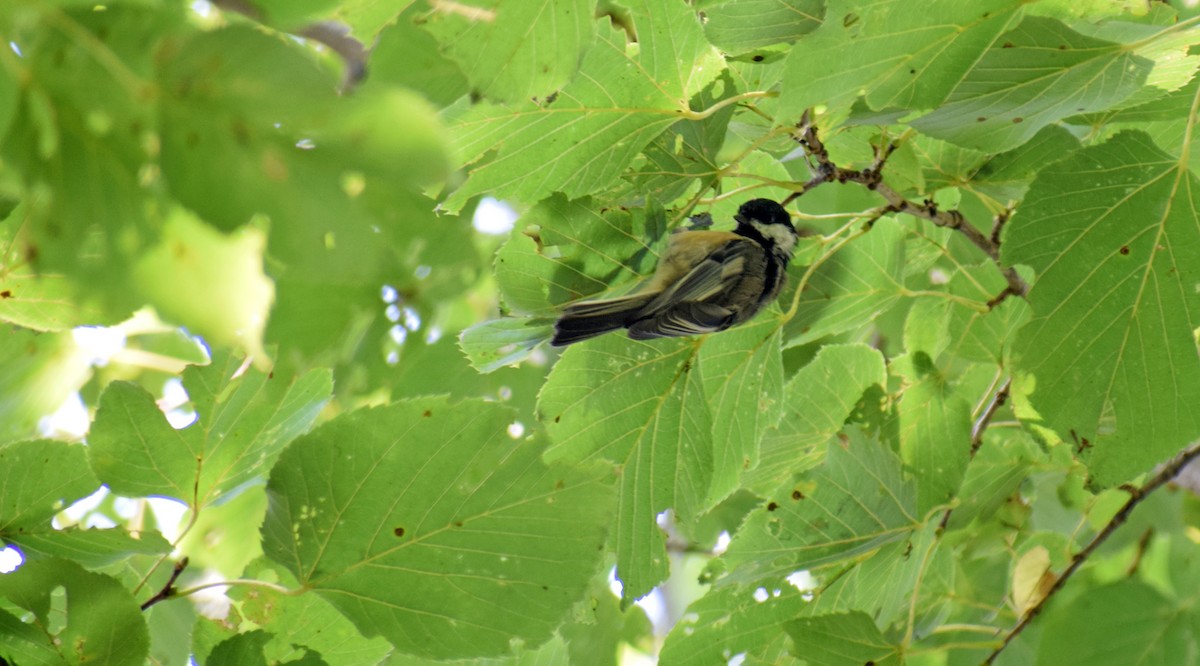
[{"x1": 752, "y1": 221, "x2": 796, "y2": 255}]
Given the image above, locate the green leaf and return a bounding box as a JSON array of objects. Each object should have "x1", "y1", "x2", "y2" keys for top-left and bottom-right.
[
  {"x1": 661, "y1": 583, "x2": 812, "y2": 665},
  {"x1": 494, "y1": 196, "x2": 664, "y2": 313},
  {"x1": 1081, "y1": 77, "x2": 1199, "y2": 125},
  {"x1": 540, "y1": 336, "x2": 710, "y2": 603},
  {"x1": 781, "y1": 0, "x2": 1022, "y2": 115},
  {"x1": 208, "y1": 629, "x2": 271, "y2": 666},
  {"x1": 560, "y1": 576, "x2": 652, "y2": 666},
  {"x1": 1037, "y1": 580, "x2": 1198, "y2": 665},
  {"x1": 252, "y1": 0, "x2": 340, "y2": 28},
  {"x1": 0, "y1": 440, "x2": 100, "y2": 553},
  {"x1": 700, "y1": 315, "x2": 785, "y2": 506},
  {"x1": 623, "y1": 73, "x2": 738, "y2": 204},
  {"x1": 0, "y1": 205, "x2": 115, "y2": 331},
  {"x1": 1068, "y1": 19, "x2": 1200, "y2": 112},
  {"x1": 147, "y1": 595, "x2": 196, "y2": 666},
  {"x1": 443, "y1": 0, "x2": 723, "y2": 209},
  {"x1": 391, "y1": 335, "x2": 546, "y2": 418},
  {"x1": 1002, "y1": 131, "x2": 1200, "y2": 485},
  {"x1": 0, "y1": 329, "x2": 92, "y2": 445},
  {"x1": 230, "y1": 559, "x2": 393, "y2": 665},
  {"x1": 784, "y1": 217, "x2": 906, "y2": 347},
  {"x1": 334, "y1": 0, "x2": 417, "y2": 39},
  {"x1": 0, "y1": 60, "x2": 16, "y2": 142},
  {"x1": 367, "y1": 7, "x2": 469, "y2": 106},
  {"x1": 719, "y1": 428, "x2": 919, "y2": 583},
  {"x1": 459, "y1": 317, "x2": 555, "y2": 373},
  {"x1": 810, "y1": 522, "x2": 945, "y2": 628},
  {"x1": 1, "y1": 5, "x2": 183, "y2": 317},
  {"x1": 970, "y1": 124, "x2": 1083, "y2": 201},
  {"x1": 948, "y1": 430, "x2": 1042, "y2": 529},
  {"x1": 89, "y1": 352, "x2": 332, "y2": 508},
  {"x1": 265, "y1": 191, "x2": 480, "y2": 366},
  {"x1": 133, "y1": 209, "x2": 274, "y2": 361},
  {"x1": 176, "y1": 486, "x2": 267, "y2": 579},
  {"x1": 941, "y1": 263, "x2": 1030, "y2": 364},
  {"x1": 422, "y1": 0, "x2": 595, "y2": 105},
  {"x1": 0, "y1": 558, "x2": 149, "y2": 665},
  {"x1": 912, "y1": 17, "x2": 1154, "y2": 152},
  {"x1": 702, "y1": 0, "x2": 824, "y2": 54},
  {"x1": 261, "y1": 398, "x2": 614, "y2": 660},
  {"x1": 747, "y1": 343, "x2": 887, "y2": 493},
  {"x1": 158, "y1": 26, "x2": 448, "y2": 282},
  {"x1": 11, "y1": 526, "x2": 170, "y2": 569},
  {"x1": 784, "y1": 612, "x2": 900, "y2": 666},
  {"x1": 894, "y1": 352, "x2": 973, "y2": 515}
]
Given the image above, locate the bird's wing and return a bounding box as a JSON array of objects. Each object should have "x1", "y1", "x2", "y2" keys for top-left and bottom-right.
[
  {"x1": 627, "y1": 302, "x2": 734, "y2": 339},
  {"x1": 643, "y1": 238, "x2": 755, "y2": 313}
]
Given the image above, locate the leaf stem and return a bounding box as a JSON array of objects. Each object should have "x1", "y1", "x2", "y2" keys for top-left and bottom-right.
[
  {"x1": 133, "y1": 506, "x2": 199, "y2": 595},
  {"x1": 682, "y1": 91, "x2": 777, "y2": 120},
  {"x1": 172, "y1": 578, "x2": 304, "y2": 600},
  {"x1": 900, "y1": 288, "x2": 989, "y2": 313},
  {"x1": 984, "y1": 439, "x2": 1200, "y2": 664}
]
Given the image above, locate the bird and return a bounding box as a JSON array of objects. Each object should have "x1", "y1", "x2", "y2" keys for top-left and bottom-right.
[{"x1": 551, "y1": 198, "x2": 798, "y2": 346}]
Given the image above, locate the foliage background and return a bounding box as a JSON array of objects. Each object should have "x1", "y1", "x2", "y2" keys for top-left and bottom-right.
[{"x1": 1, "y1": 0, "x2": 1200, "y2": 664}]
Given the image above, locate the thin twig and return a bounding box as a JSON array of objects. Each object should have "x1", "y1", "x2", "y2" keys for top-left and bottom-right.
[
  {"x1": 140, "y1": 557, "x2": 189, "y2": 610},
  {"x1": 984, "y1": 439, "x2": 1200, "y2": 664},
  {"x1": 784, "y1": 117, "x2": 1030, "y2": 299},
  {"x1": 970, "y1": 380, "x2": 1011, "y2": 456}
]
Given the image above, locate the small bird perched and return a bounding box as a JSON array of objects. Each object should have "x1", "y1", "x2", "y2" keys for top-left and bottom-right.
[{"x1": 551, "y1": 198, "x2": 798, "y2": 346}]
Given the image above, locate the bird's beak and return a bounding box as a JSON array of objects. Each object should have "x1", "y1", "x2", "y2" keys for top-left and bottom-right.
[{"x1": 734, "y1": 214, "x2": 746, "y2": 224}]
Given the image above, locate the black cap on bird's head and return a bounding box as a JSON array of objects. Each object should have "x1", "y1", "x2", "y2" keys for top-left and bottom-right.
[{"x1": 735, "y1": 199, "x2": 794, "y2": 231}]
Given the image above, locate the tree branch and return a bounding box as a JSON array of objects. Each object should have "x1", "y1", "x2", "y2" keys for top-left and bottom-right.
[
  {"x1": 140, "y1": 556, "x2": 189, "y2": 611},
  {"x1": 783, "y1": 116, "x2": 1030, "y2": 300},
  {"x1": 984, "y1": 439, "x2": 1200, "y2": 664}
]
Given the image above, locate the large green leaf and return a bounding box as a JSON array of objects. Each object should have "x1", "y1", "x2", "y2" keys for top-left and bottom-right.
[
  {"x1": 443, "y1": 0, "x2": 723, "y2": 210},
  {"x1": 1037, "y1": 580, "x2": 1199, "y2": 665},
  {"x1": 0, "y1": 329, "x2": 92, "y2": 445},
  {"x1": 157, "y1": 25, "x2": 447, "y2": 282},
  {"x1": 0, "y1": 439, "x2": 171, "y2": 566},
  {"x1": 540, "y1": 336, "x2": 711, "y2": 603},
  {"x1": 894, "y1": 352, "x2": 972, "y2": 515},
  {"x1": 261, "y1": 398, "x2": 614, "y2": 660},
  {"x1": 700, "y1": 315, "x2": 785, "y2": 506},
  {"x1": 912, "y1": 17, "x2": 1153, "y2": 152},
  {"x1": 0, "y1": 558, "x2": 149, "y2": 665},
  {"x1": 661, "y1": 583, "x2": 811, "y2": 665},
  {"x1": 784, "y1": 217, "x2": 907, "y2": 347},
  {"x1": 367, "y1": 7, "x2": 469, "y2": 107},
  {"x1": 702, "y1": 0, "x2": 824, "y2": 54},
  {"x1": 781, "y1": 0, "x2": 1021, "y2": 115},
  {"x1": 89, "y1": 352, "x2": 331, "y2": 508},
  {"x1": 0, "y1": 205, "x2": 115, "y2": 331},
  {"x1": 0, "y1": 5, "x2": 181, "y2": 317},
  {"x1": 0, "y1": 440, "x2": 97, "y2": 539},
  {"x1": 494, "y1": 196, "x2": 664, "y2": 314},
  {"x1": 229, "y1": 559, "x2": 393, "y2": 665},
  {"x1": 718, "y1": 429, "x2": 920, "y2": 583},
  {"x1": 133, "y1": 209, "x2": 274, "y2": 361},
  {"x1": 784, "y1": 612, "x2": 900, "y2": 666},
  {"x1": 1002, "y1": 131, "x2": 1200, "y2": 485},
  {"x1": 746, "y1": 343, "x2": 887, "y2": 493},
  {"x1": 422, "y1": 0, "x2": 595, "y2": 104}
]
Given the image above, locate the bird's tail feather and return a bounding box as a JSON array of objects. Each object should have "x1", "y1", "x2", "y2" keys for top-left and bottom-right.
[{"x1": 551, "y1": 293, "x2": 655, "y2": 346}]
